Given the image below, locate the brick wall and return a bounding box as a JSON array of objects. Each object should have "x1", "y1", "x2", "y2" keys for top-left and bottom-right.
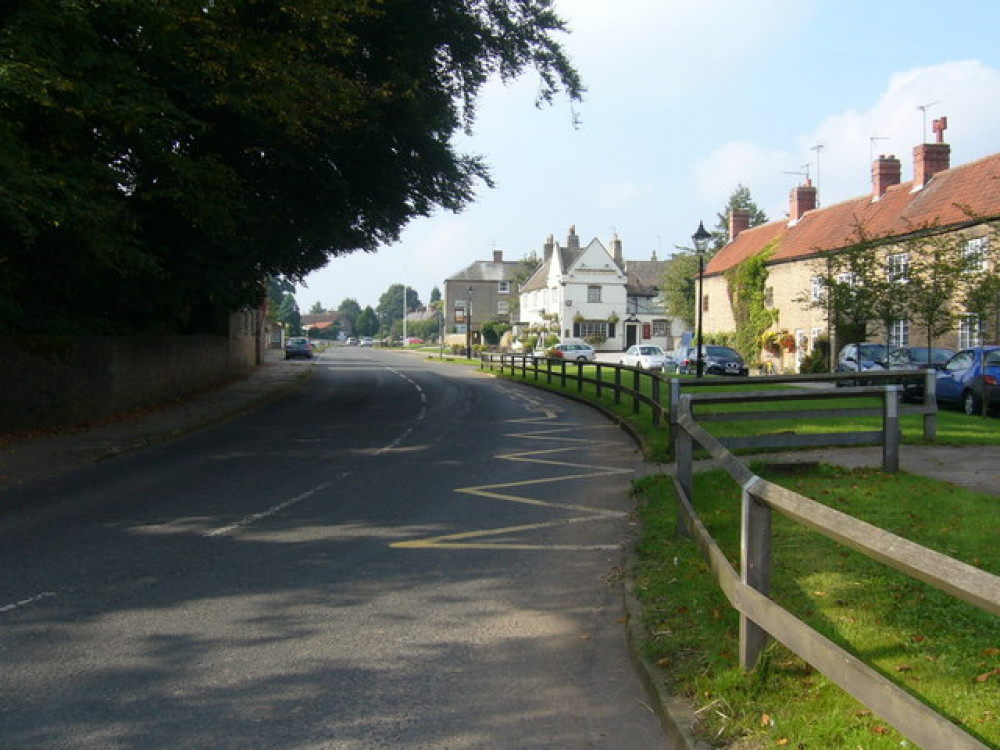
[{"x1": 1, "y1": 312, "x2": 259, "y2": 432}]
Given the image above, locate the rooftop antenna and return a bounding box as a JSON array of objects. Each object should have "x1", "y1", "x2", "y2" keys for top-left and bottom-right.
[
  {"x1": 782, "y1": 163, "x2": 810, "y2": 182},
  {"x1": 869, "y1": 135, "x2": 890, "y2": 163},
  {"x1": 810, "y1": 143, "x2": 824, "y2": 206},
  {"x1": 918, "y1": 100, "x2": 941, "y2": 143}
]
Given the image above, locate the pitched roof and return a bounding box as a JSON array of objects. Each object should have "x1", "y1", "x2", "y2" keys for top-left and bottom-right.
[
  {"x1": 705, "y1": 150, "x2": 1000, "y2": 277},
  {"x1": 624, "y1": 259, "x2": 669, "y2": 295},
  {"x1": 446, "y1": 259, "x2": 523, "y2": 283}
]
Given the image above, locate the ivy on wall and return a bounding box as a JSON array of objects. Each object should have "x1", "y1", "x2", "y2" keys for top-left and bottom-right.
[{"x1": 723, "y1": 241, "x2": 779, "y2": 358}]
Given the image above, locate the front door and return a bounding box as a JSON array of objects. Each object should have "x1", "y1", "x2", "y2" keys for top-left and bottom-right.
[{"x1": 626, "y1": 324, "x2": 638, "y2": 348}]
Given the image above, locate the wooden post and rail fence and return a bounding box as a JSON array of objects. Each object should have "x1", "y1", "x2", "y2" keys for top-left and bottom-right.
[{"x1": 481, "y1": 353, "x2": 999, "y2": 749}]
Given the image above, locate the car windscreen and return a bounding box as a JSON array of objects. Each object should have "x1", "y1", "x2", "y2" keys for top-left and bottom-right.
[
  {"x1": 858, "y1": 344, "x2": 887, "y2": 360},
  {"x1": 706, "y1": 346, "x2": 738, "y2": 357}
]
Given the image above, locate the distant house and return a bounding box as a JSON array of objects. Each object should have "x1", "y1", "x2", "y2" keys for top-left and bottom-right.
[
  {"x1": 443, "y1": 250, "x2": 524, "y2": 346},
  {"x1": 701, "y1": 118, "x2": 1000, "y2": 371},
  {"x1": 518, "y1": 226, "x2": 689, "y2": 351},
  {"x1": 301, "y1": 312, "x2": 353, "y2": 338}
]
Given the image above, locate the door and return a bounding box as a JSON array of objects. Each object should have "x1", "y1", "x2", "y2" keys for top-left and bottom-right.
[{"x1": 625, "y1": 324, "x2": 638, "y2": 348}]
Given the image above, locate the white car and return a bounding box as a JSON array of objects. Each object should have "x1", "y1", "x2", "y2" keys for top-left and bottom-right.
[{"x1": 620, "y1": 345, "x2": 672, "y2": 371}]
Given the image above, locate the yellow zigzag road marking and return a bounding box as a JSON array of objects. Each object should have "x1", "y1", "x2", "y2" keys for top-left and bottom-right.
[{"x1": 392, "y1": 415, "x2": 633, "y2": 551}]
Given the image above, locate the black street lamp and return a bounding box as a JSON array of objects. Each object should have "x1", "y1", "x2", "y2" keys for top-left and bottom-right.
[
  {"x1": 466, "y1": 285, "x2": 474, "y2": 359},
  {"x1": 692, "y1": 221, "x2": 712, "y2": 378}
]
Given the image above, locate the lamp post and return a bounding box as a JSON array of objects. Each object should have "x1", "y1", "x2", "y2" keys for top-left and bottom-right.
[
  {"x1": 466, "y1": 285, "x2": 473, "y2": 359},
  {"x1": 692, "y1": 221, "x2": 712, "y2": 378}
]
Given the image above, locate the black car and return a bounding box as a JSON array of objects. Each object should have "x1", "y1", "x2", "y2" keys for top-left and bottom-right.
[
  {"x1": 886, "y1": 346, "x2": 954, "y2": 400},
  {"x1": 674, "y1": 345, "x2": 748, "y2": 376}
]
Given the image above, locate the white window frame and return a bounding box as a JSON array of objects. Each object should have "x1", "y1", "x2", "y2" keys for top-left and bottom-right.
[
  {"x1": 587, "y1": 285, "x2": 601, "y2": 303},
  {"x1": 498, "y1": 281, "x2": 511, "y2": 294},
  {"x1": 959, "y1": 313, "x2": 981, "y2": 349},
  {"x1": 810, "y1": 276, "x2": 823, "y2": 302},
  {"x1": 651, "y1": 320, "x2": 669, "y2": 337},
  {"x1": 888, "y1": 318, "x2": 909, "y2": 348},
  {"x1": 497, "y1": 300, "x2": 509, "y2": 315},
  {"x1": 963, "y1": 237, "x2": 989, "y2": 273},
  {"x1": 886, "y1": 252, "x2": 909, "y2": 283}
]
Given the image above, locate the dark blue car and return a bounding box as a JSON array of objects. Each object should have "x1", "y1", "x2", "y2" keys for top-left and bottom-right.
[{"x1": 935, "y1": 346, "x2": 1000, "y2": 415}]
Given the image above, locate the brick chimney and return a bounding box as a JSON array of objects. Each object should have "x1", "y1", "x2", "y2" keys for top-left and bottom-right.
[
  {"x1": 913, "y1": 143, "x2": 951, "y2": 189},
  {"x1": 914, "y1": 116, "x2": 951, "y2": 189},
  {"x1": 543, "y1": 234, "x2": 554, "y2": 262},
  {"x1": 872, "y1": 154, "x2": 901, "y2": 200},
  {"x1": 729, "y1": 209, "x2": 750, "y2": 241},
  {"x1": 493, "y1": 249, "x2": 503, "y2": 263},
  {"x1": 789, "y1": 180, "x2": 817, "y2": 222},
  {"x1": 567, "y1": 225, "x2": 580, "y2": 252},
  {"x1": 610, "y1": 232, "x2": 624, "y2": 268}
]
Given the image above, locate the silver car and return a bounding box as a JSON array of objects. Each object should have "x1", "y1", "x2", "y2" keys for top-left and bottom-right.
[{"x1": 619, "y1": 345, "x2": 673, "y2": 371}]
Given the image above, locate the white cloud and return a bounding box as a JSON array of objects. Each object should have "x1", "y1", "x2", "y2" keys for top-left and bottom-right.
[{"x1": 693, "y1": 60, "x2": 1000, "y2": 221}]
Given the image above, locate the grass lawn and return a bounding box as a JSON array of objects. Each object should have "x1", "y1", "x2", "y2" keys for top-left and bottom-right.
[{"x1": 632, "y1": 465, "x2": 1000, "y2": 749}]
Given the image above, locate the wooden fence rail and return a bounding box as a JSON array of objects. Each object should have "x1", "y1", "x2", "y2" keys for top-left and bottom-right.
[{"x1": 672, "y1": 394, "x2": 999, "y2": 750}]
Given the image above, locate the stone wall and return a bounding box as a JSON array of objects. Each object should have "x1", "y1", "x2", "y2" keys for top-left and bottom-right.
[{"x1": 1, "y1": 311, "x2": 260, "y2": 432}]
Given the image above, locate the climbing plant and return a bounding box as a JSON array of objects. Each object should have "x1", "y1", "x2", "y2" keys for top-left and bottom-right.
[{"x1": 724, "y1": 242, "x2": 778, "y2": 358}]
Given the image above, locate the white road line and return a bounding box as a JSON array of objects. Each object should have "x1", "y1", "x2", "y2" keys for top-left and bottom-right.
[
  {"x1": 207, "y1": 480, "x2": 336, "y2": 537},
  {"x1": 1, "y1": 591, "x2": 56, "y2": 613},
  {"x1": 208, "y1": 365, "x2": 428, "y2": 536}
]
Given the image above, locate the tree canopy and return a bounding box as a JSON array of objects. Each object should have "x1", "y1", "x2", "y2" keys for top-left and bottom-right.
[{"x1": 0, "y1": 0, "x2": 582, "y2": 333}]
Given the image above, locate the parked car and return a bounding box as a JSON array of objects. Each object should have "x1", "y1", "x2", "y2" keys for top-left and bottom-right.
[
  {"x1": 405, "y1": 337, "x2": 424, "y2": 345},
  {"x1": 284, "y1": 336, "x2": 314, "y2": 359},
  {"x1": 835, "y1": 342, "x2": 888, "y2": 385},
  {"x1": 359, "y1": 337, "x2": 374, "y2": 347},
  {"x1": 673, "y1": 345, "x2": 748, "y2": 376},
  {"x1": 934, "y1": 346, "x2": 1000, "y2": 415},
  {"x1": 619, "y1": 345, "x2": 673, "y2": 371},
  {"x1": 887, "y1": 346, "x2": 955, "y2": 400},
  {"x1": 545, "y1": 342, "x2": 597, "y2": 362}
]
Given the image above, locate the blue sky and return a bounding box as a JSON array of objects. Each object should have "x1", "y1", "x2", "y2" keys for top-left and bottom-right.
[{"x1": 298, "y1": 0, "x2": 1000, "y2": 312}]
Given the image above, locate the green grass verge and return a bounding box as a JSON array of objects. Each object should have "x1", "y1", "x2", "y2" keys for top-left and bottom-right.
[
  {"x1": 632, "y1": 466, "x2": 999, "y2": 748},
  {"x1": 491, "y1": 364, "x2": 1000, "y2": 462},
  {"x1": 486, "y1": 361, "x2": 1000, "y2": 747}
]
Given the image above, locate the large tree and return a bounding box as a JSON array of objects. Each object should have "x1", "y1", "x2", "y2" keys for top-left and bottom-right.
[
  {"x1": 377, "y1": 283, "x2": 421, "y2": 336},
  {"x1": 0, "y1": 1, "x2": 582, "y2": 333}
]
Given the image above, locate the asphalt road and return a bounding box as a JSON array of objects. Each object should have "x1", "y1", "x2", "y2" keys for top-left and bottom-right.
[{"x1": 0, "y1": 348, "x2": 669, "y2": 749}]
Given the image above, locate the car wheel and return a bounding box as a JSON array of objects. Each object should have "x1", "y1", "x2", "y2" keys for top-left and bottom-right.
[{"x1": 963, "y1": 389, "x2": 981, "y2": 416}]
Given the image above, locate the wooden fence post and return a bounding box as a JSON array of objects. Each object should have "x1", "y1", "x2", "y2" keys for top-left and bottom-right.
[
  {"x1": 883, "y1": 385, "x2": 900, "y2": 473},
  {"x1": 740, "y1": 477, "x2": 771, "y2": 670},
  {"x1": 923, "y1": 368, "x2": 937, "y2": 441},
  {"x1": 614, "y1": 367, "x2": 622, "y2": 405},
  {"x1": 651, "y1": 375, "x2": 661, "y2": 426},
  {"x1": 632, "y1": 370, "x2": 641, "y2": 414},
  {"x1": 669, "y1": 379, "x2": 681, "y2": 458}
]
